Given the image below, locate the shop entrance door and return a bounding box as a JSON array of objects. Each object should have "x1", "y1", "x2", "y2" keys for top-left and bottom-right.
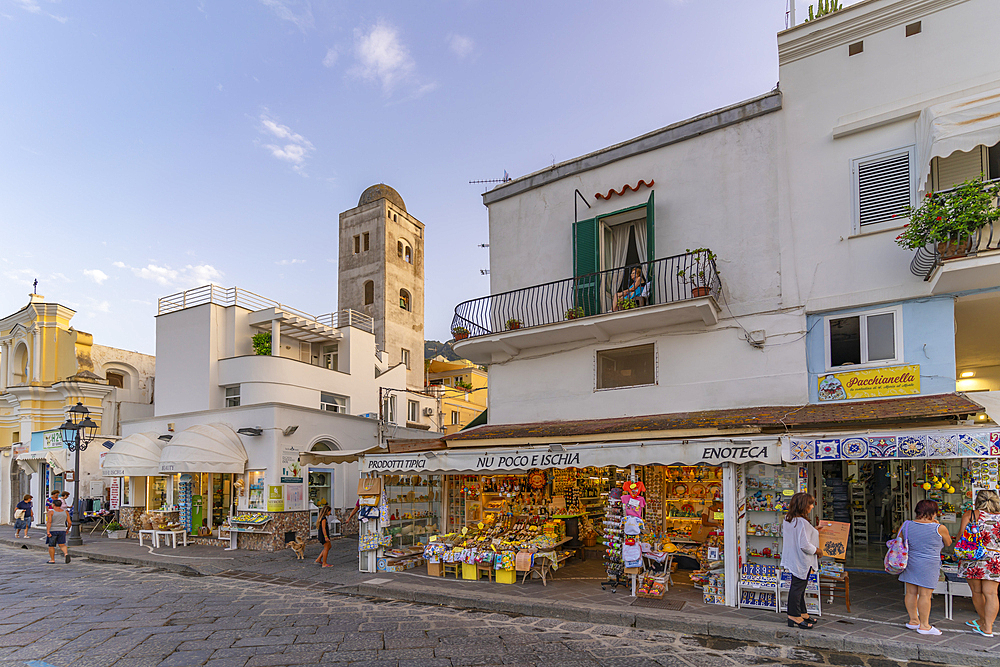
[{"x1": 211, "y1": 473, "x2": 233, "y2": 529}]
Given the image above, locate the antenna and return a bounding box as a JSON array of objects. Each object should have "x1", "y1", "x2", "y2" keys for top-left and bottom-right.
[
  {"x1": 478, "y1": 243, "x2": 489, "y2": 248},
  {"x1": 468, "y1": 170, "x2": 512, "y2": 185},
  {"x1": 480, "y1": 269, "x2": 490, "y2": 275}
]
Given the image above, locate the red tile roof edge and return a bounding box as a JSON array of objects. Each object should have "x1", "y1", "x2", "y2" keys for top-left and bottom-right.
[{"x1": 443, "y1": 393, "x2": 982, "y2": 441}]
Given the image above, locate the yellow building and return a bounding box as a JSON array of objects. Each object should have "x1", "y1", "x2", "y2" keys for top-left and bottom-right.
[
  {"x1": 425, "y1": 356, "x2": 487, "y2": 435},
  {"x1": 1, "y1": 292, "x2": 154, "y2": 524}
]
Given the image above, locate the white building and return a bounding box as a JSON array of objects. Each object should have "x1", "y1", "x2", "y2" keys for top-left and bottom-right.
[
  {"x1": 113, "y1": 285, "x2": 436, "y2": 549},
  {"x1": 436, "y1": 0, "x2": 1000, "y2": 606}
]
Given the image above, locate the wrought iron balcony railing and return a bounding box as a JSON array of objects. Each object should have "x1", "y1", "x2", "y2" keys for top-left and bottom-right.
[{"x1": 452, "y1": 250, "x2": 721, "y2": 339}]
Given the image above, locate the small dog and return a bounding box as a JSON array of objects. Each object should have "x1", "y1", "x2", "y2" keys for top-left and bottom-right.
[{"x1": 288, "y1": 536, "x2": 306, "y2": 560}]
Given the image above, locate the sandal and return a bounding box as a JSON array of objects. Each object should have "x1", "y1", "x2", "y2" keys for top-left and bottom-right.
[
  {"x1": 46, "y1": 561, "x2": 55, "y2": 564},
  {"x1": 917, "y1": 627, "x2": 942, "y2": 635}
]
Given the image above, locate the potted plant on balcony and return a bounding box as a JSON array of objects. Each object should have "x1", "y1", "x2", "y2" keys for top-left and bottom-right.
[
  {"x1": 252, "y1": 331, "x2": 271, "y2": 356},
  {"x1": 564, "y1": 306, "x2": 585, "y2": 320},
  {"x1": 895, "y1": 177, "x2": 1000, "y2": 258},
  {"x1": 506, "y1": 318, "x2": 523, "y2": 330},
  {"x1": 677, "y1": 248, "x2": 718, "y2": 298},
  {"x1": 105, "y1": 521, "x2": 128, "y2": 539},
  {"x1": 616, "y1": 297, "x2": 637, "y2": 311},
  {"x1": 452, "y1": 326, "x2": 470, "y2": 341}
]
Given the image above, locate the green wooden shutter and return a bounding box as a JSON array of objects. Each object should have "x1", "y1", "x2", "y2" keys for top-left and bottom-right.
[
  {"x1": 645, "y1": 191, "x2": 655, "y2": 263},
  {"x1": 572, "y1": 217, "x2": 599, "y2": 315}
]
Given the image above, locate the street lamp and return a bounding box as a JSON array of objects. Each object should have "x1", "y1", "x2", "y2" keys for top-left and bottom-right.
[{"x1": 59, "y1": 402, "x2": 98, "y2": 547}]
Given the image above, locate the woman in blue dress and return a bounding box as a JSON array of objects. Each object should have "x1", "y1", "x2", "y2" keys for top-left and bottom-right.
[{"x1": 898, "y1": 499, "x2": 953, "y2": 635}]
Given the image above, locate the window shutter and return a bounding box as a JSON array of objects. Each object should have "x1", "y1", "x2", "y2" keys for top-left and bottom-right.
[
  {"x1": 934, "y1": 147, "x2": 985, "y2": 190},
  {"x1": 857, "y1": 152, "x2": 912, "y2": 227},
  {"x1": 573, "y1": 217, "x2": 599, "y2": 277},
  {"x1": 572, "y1": 217, "x2": 599, "y2": 315},
  {"x1": 645, "y1": 191, "x2": 655, "y2": 263}
]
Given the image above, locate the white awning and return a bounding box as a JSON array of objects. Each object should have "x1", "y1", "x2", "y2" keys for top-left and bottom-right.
[
  {"x1": 102, "y1": 432, "x2": 163, "y2": 477},
  {"x1": 301, "y1": 446, "x2": 383, "y2": 466},
  {"x1": 362, "y1": 438, "x2": 780, "y2": 474},
  {"x1": 916, "y1": 88, "x2": 1000, "y2": 192},
  {"x1": 15, "y1": 449, "x2": 67, "y2": 474},
  {"x1": 159, "y1": 423, "x2": 248, "y2": 474}
]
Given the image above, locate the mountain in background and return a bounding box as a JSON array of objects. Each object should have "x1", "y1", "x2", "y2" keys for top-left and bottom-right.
[{"x1": 424, "y1": 339, "x2": 462, "y2": 361}]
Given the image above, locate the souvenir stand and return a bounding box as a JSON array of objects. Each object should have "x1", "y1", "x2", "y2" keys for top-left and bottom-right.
[{"x1": 363, "y1": 438, "x2": 781, "y2": 606}]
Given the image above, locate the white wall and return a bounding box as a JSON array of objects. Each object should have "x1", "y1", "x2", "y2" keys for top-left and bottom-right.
[
  {"x1": 778, "y1": 0, "x2": 1000, "y2": 313},
  {"x1": 154, "y1": 303, "x2": 217, "y2": 416}
]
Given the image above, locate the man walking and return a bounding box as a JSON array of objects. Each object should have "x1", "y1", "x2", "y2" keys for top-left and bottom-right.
[
  {"x1": 41, "y1": 490, "x2": 60, "y2": 541},
  {"x1": 46, "y1": 499, "x2": 71, "y2": 564}
]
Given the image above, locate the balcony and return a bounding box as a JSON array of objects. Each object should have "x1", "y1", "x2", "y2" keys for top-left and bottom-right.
[
  {"x1": 451, "y1": 251, "x2": 722, "y2": 363},
  {"x1": 909, "y1": 180, "x2": 1000, "y2": 294}
]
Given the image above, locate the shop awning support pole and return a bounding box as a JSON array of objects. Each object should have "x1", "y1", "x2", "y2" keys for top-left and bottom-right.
[{"x1": 723, "y1": 463, "x2": 738, "y2": 607}]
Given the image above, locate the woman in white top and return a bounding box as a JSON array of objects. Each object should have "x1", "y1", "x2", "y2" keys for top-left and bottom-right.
[{"x1": 780, "y1": 492, "x2": 824, "y2": 629}]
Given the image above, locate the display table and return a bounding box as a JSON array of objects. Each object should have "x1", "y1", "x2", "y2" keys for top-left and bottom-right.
[
  {"x1": 520, "y1": 537, "x2": 574, "y2": 586},
  {"x1": 223, "y1": 514, "x2": 272, "y2": 551},
  {"x1": 155, "y1": 528, "x2": 188, "y2": 548},
  {"x1": 818, "y1": 572, "x2": 850, "y2": 612},
  {"x1": 138, "y1": 529, "x2": 156, "y2": 547},
  {"x1": 944, "y1": 573, "x2": 972, "y2": 620}
]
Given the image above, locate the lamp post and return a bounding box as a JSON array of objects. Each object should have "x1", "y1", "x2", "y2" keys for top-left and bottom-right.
[{"x1": 60, "y1": 402, "x2": 97, "y2": 547}]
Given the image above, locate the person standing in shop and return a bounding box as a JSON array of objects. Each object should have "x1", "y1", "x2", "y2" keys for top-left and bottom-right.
[
  {"x1": 898, "y1": 499, "x2": 951, "y2": 635},
  {"x1": 314, "y1": 506, "x2": 333, "y2": 568},
  {"x1": 45, "y1": 499, "x2": 71, "y2": 564},
  {"x1": 781, "y1": 492, "x2": 823, "y2": 629},
  {"x1": 958, "y1": 490, "x2": 1000, "y2": 638}
]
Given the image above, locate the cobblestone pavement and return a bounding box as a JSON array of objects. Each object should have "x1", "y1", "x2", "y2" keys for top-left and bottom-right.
[{"x1": 0, "y1": 548, "x2": 944, "y2": 667}]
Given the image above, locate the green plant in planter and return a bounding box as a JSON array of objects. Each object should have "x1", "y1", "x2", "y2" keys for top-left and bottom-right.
[
  {"x1": 505, "y1": 318, "x2": 523, "y2": 330},
  {"x1": 805, "y1": 0, "x2": 842, "y2": 21},
  {"x1": 564, "y1": 306, "x2": 585, "y2": 320},
  {"x1": 106, "y1": 521, "x2": 125, "y2": 532},
  {"x1": 895, "y1": 177, "x2": 1000, "y2": 251},
  {"x1": 252, "y1": 331, "x2": 272, "y2": 356},
  {"x1": 616, "y1": 297, "x2": 637, "y2": 311},
  {"x1": 455, "y1": 380, "x2": 473, "y2": 392},
  {"x1": 452, "y1": 326, "x2": 470, "y2": 340},
  {"x1": 677, "y1": 248, "x2": 719, "y2": 287}
]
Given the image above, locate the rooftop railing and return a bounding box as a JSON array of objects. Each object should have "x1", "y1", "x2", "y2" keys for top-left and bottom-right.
[
  {"x1": 157, "y1": 285, "x2": 374, "y2": 334},
  {"x1": 451, "y1": 250, "x2": 721, "y2": 339}
]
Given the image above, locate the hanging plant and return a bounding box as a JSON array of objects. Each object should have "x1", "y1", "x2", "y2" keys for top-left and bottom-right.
[{"x1": 895, "y1": 177, "x2": 1000, "y2": 251}]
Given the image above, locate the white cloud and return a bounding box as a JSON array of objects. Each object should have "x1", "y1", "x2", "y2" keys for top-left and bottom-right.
[
  {"x1": 448, "y1": 34, "x2": 474, "y2": 59},
  {"x1": 256, "y1": 111, "x2": 315, "y2": 173},
  {"x1": 48, "y1": 13, "x2": 67, "y2": 23},
  {"x1": 322, "y1": 47, "x2": 338, "y2": 68},
  {"x1": 259, "y1": 0, "x2": 313, "y2": 32},
  {"x1": 276, "y1": 259, "x2": 305, "y2": 265},
  {"x1": 12, "y1": 0, "x2": 41, "y2": 14},
  {"x1": 83, "y1": 269, "x2": 109, "y2": 285},
  {"x1": 113, "y1": 261, "x2": 223, "y2": 288},
  {"x1": 350, "y1": 20, "x2": 416, "y2": 93},
  {"x1": 217, "y1": 83, "x2": 223, "y2": 92}
]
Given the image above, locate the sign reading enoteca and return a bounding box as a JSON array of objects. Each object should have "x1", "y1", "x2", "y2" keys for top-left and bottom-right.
[{"x1": 363, "y1": 439, "x2": 780, "y2": 473}]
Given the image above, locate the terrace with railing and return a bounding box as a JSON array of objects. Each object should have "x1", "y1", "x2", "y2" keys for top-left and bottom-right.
[
  {"x1": 909, "y1": 177, "x2": 1000, "y2": 281},
  {"x1": 158, "y1": 284, "x2": 374, "y2": 334},
  {"x1": 451, "y1": 250, "x2": 722, "y2": 341}
]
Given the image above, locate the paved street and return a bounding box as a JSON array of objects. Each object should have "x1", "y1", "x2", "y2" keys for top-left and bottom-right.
[{"x1": 0, "y1": 547, "x2": 946, "y2": 667}]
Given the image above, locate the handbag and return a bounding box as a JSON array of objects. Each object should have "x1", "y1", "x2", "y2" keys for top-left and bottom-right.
[
  {"x1": 884, "y1": 521, "x2": 909, "y2": 575},
  {"x1": 954, "y1": 511, "x2": 987, "y2": 561},
  {"x1": 359, "y1": 495, "x2": 379, "y2": 507},
  {"x1": 357, "y1": 477, "x2": 382, "y2": 496}
]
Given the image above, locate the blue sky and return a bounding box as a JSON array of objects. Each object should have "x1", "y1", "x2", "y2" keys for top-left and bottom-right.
[{"x1": 1, "y1": 0, "x2": 808, "y2": 354}]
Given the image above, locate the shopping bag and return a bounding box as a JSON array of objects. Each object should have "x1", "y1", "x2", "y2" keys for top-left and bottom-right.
[
  {"x1": 884, "y1": 521, "x2": 909, "y2": 575},
  {"x1": 954, "y1": 511, "x2": 986, "y2": 561}
]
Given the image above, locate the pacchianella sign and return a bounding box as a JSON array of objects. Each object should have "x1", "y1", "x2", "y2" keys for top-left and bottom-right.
[{"x1": 363, "y1": 440, "x2": 779, "y2": 473}]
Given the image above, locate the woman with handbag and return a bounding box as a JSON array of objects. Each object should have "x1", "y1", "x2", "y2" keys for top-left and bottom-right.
[
  {"x1": 14, "y1": 494, "x2": 33, "y2": 538},
  {"x1": 780, "y1": 493, "x2": 823, "y2": 629},
  {"x1": 897, "y1": 500, "x2": 952, "y2": 635},
  {"x1": 957, "y1": 490, "x2": 1000, "y2": 637},
  {"x1": 314, "y1": 506, "x2": 333, "y2": 568}
]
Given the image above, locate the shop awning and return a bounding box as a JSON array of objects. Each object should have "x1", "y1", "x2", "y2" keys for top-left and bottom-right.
[
  {"x1": 916, "y1": 87, "x2": 1000, "y2": 192},
  {"x1": 363, "y1": 438, "x2": 780, "y2": 474},
  {"x1": 300, "y1": 446, "x2": 383, "y2": 466},
  {"x1": 159, "y1": 423, "x2": 248, "y2": 474},
  {"x1": 15, "y1": 449, "x2": 67, "y2": 474},
  {"x1": 101, "y1": 432, "x2": 163, "y2": 477},
  {"x1": 783, "y1": 426, "x2": 1000, "y2": 462}
]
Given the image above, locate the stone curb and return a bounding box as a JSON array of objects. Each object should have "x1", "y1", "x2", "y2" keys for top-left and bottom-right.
[
  {"x1": 336, "y1": 580, "x2": 997, "y2": 667},
  {"x1": 0, "y1": 537, "x2": 201, "y2": 576}
]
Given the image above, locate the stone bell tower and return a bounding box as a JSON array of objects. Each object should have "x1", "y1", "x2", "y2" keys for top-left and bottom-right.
[{"x1": 338, "y1": 184, "x2": 424, "y2": 391}]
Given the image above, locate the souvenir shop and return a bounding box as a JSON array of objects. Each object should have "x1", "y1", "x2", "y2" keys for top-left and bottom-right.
[
  {"x1": 784, "y1": 427, "x2": 1000, "y2": 565},
  {"x1": 358, "y1": 438, "x2": 792, "y2": 607}
]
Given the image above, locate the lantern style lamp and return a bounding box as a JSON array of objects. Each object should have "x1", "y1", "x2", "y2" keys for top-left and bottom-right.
[{"x1": 60, "y1": 402, "x2": 98, "y2": 546}]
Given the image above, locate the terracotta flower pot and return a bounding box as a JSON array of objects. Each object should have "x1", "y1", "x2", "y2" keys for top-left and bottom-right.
[
  {"x1": 453, "y1": 332, "x2": 469, "y2": 340},
  {"x1": 692, "y1": 286, "x2": 711, "y2": 298}
]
